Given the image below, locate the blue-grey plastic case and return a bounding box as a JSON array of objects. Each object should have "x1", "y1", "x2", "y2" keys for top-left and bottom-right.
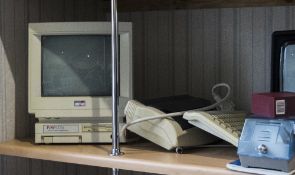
[{"x1": 238, "y1": 118, "x2": 295, "y2": 172}]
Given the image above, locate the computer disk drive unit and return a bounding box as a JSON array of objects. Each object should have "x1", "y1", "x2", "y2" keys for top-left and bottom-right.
[{"x1": 35, "y1": 121, "x2": 127, "y2": 144}]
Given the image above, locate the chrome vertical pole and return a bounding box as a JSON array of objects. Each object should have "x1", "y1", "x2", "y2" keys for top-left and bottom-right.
[
  {"x1": 112, "y1": 168, "x2": 119, "y2": 175},
  {"x1": 111, "y1": 0, "x2": 121, "y2": 157}
]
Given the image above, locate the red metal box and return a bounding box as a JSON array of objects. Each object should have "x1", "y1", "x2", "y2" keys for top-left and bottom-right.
[{"x1": 251, "y1": 92, "x2": 295, "y2": 117}]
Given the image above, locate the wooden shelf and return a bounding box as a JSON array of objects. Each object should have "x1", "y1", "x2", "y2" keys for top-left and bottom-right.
[
  {"x1": 0, "y1": 139, "x2": 243, "y2": 175},
  {"x1": 104, "y1": 0, "x2": 295, "y2": 12}
]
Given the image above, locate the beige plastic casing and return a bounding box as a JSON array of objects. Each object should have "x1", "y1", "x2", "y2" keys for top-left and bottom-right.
[
  {"x1": 35, "y1": 122, "x2": 127, "y2": 144},
  {"x1": 124, "y1": 100, "x2": 218, "y2": 150},
  {"x1": 183, "y1": 111, "x2": 246, "y2": 147},
  {"x1": 28, "y1": 22, "x2": 133, "y2": 118}
]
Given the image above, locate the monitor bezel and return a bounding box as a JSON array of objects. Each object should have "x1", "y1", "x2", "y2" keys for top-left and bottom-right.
[{"x1": 28, "y1": 22, "x2": 132, "y2": 118}]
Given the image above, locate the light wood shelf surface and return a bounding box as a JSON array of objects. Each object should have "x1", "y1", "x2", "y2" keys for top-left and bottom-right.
[{"x1": 0, "y1": 139, "x2": 244, "y2": 175}]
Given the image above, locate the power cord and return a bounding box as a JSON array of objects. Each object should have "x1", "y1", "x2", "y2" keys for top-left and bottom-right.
[{"x1": 212, "y1": 83, "x2": 235, "y2": 111}]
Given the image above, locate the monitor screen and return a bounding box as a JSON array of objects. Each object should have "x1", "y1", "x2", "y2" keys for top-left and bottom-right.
[
  {"x1": 41, "y1": 35, "x2": 112, "y2": 97},
  {"x1": 281, "y1": 43, "x2": 295, "y2": 92}
]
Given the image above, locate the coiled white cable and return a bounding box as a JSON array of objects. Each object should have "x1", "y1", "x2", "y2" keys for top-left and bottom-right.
[
  {"x1": 120, "y1": 83, "x2": 232, "y2": 136},
  {"x1": 211, "y1": 83, "x2": 234, "y2": 111}
]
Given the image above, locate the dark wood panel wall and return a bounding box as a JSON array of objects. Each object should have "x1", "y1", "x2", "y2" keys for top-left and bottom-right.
[
  {"x1": 115, "y1": 0, "x2": 295, "y2": 11},
  {"x1": 0, "y1": 155, "x2": 157, "y2": 175},
  {"x1": 118, "y1": 6, "x2": 295, "y2": 112}
]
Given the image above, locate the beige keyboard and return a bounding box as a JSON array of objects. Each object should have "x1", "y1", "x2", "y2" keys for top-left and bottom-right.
[{"x1": 183, "y1": 111, "x2": 246, "y2": 147}]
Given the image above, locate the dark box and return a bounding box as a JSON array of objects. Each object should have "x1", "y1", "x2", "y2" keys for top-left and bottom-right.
[{"x1": 252, "y1": 92, "x2": 295, "y2": 118}]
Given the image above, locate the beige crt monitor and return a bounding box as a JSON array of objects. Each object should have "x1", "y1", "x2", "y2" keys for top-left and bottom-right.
[
  {"x1": 29, "y1": 22, "x2": 132, "y2": 118},
  {"x1": 28, "y1": 22, "x2": 132, "y2": 143}
]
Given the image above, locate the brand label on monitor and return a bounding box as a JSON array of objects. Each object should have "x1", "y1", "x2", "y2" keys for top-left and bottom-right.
[
  {"x1": 276, "y1": 100, "x2": 286, "y2": 115},
  {"x1": 74, "y1": 100, "x2": 86, "y2": 107},
  {"x1": 43, "y1": 124, "x2": 79, "y2": 133}
]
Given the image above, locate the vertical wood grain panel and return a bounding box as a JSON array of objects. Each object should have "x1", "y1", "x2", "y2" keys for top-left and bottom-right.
[
  {"x1": 28, "y1": 0, "x2": 40, "y2": 22},
  {"x1": 239, "y1": 8, "x2": 253, "y2": 111},
  {"x1": 252, "y1": 7, "x2": 267, "y2": 93},
  {"x1": 144, "y1": 11, "x2": 158, "y2": 98},
  {"x1": 0, "y1": 0, "x2": 5, "y2": 142},
  {"x1": 233, "y1": 8, "x2": 241, "y2": 108},
  {"x1": 292, "y1": 6, "x2": 295, "y2": 28},
  {"x1": 73, "y1": 0, "x2": 100, "y2": 21},
  {"x1": 65, "y1": 164, "x2": 77, "y2": 175},
  {"x1": 3, "y1": 0, "x2": 16, "y2": 141},
  {"x1": 173, "y1": 10, "x2": 189, "y2": 95},
  {"x1": 187, "y1": 10, "x2": 193, "y2": 95},
  {"x1": 158, "y1": 11, "x2": 173, "y2": 97},
  {"x1": 40, "y1": 0, "x2": 65, "y2": 22},
  {"x1": 64, "y1": 0, "x2": 74, "y2": 21},
  {"x1": 77, "y1": 165, "x2": 97, "y2": 175},
  {"x1": 43, "y1": 161, "x2": 66, "y2": 175},
  {"x1": 96, "y1": 0, "x2": 105, "y2": 21},
  {"x1": 264, "y1": 7, "x2": 272, "y2": 92},
  {"x1": 16, "y1": 157, "x2": 30, "y2": 175},
  {"x1": 0, "y1": 156, "x2": 3, "y2": 175},
  {"x1": 286, "y1": 6, "x2": 293, "y2": 29},
  {"x1": 96, "y1": 166, "x2": 110, "y2": 175},
  {"x1": 119, "y1": 12, "x2": 131, "y2": 21},
  {"x1": 203, "y1": 9, "x2": 219, "y2": 100},
  {"x1": 131, "y1": 12, "x2": 145, "y2": 99},
  {"x1": 2, "y1": 157, "x2": 17, "y2": 175},
  {"x1": 190, "y1": 9, "x2": 204, "y2": 98},
  {"x1": 15, "y1": 0, "x2": 29, "y2": 139},
  {"x1": 220, "y1": 8, "x2": 234, "y2": 97},
  {"x1": 31, "y1": 159, "x2": 42, "y2": 175},
  {"x1": 272, "y1": 6, "x2": 287, "y2": 31}
]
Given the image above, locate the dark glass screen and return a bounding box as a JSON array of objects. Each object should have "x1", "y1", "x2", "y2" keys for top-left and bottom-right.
[
  {"x1": 41, "y1": 35, "x2": 112, "y2": 96},
  {"x1": 281, "y1": 44, "x2": 295, "y2": 92}
]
